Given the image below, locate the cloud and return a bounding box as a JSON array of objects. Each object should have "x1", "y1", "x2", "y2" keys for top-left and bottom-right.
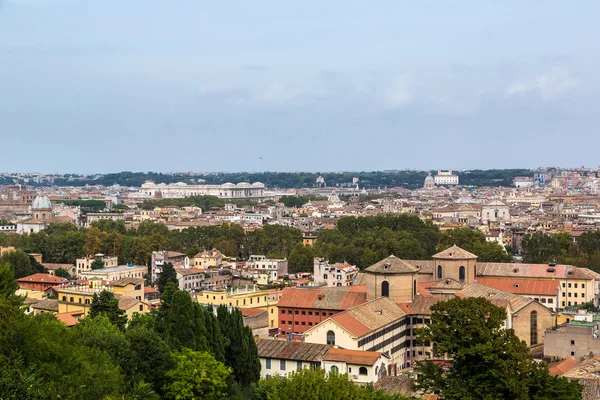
[
  {"x1": 506, "y1": 68, "x2": 580, "y2": 100},
  {"x1": 381, "y1": 76, "x2": 414, "y2": 109}
]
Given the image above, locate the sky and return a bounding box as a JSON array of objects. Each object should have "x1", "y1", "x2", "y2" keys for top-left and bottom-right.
[{"x1": 1, "y1": 0, "x2": 599, "y2": 174}]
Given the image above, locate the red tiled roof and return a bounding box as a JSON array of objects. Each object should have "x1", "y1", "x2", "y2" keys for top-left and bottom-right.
[
  {"x1": 17, "y1": 273, "x2": 68, "y2": 284},
  {"x1": 549, "y1": 358, "x2": 579, "y2": 376},
  {"x1": 56, "y1": 312, "x2": 83, "y2": 327},
  {"x1": 477, "y1": 277, "x2": 559, "y2": 296},
  {"x1": 240, "y1": 308, "x2": 266, "y2": 317},
  {"x1": 277, "y1": 286, "x2": 367, "y2": 311},
  {"x1": 322, "y1": 347, "x2": 383, "y2": 365}
]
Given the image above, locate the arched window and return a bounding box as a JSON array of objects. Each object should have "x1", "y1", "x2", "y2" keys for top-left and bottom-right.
[
  {"x1": 459, "y1": 266, "x2": 465, "y2": 283},
  {"x1": 437, "y1": 265, "x2": 443, "y2": 280},
  {"x1": 381, "y1": 281, "x2": 389, "y2": 297},
  {"x1": 359, "y1": 366, "x2": 368, "y2": 375},
  {"x1": 530, "y1": 311, "x2": 538, "y2": 345},
  {"x1": 330, "y1": 365, "x2": 338, "y2": 373},
  {"x1": 326, "y1": 330, "x2": 336, "y2": 345}
]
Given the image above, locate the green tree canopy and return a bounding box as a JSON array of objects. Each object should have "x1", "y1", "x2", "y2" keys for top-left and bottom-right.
[
  {"x1": 255, "y1": 368, "x2": 407, "y2": 400},
  {"x1": 89, "y1": 290, "x2": 128, "y2": 331},
  {"x1": 156, "y1": 262, "x2": 178, "y2": 292},
  {"x1": 416, "y1": 297, "x2": 582, "y2": 400},
  {"x1": 162, "y1": 348, "x2": 231, "y2": 400}
]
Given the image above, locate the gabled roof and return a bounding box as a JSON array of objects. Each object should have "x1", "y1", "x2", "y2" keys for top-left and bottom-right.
[
  {"x1": 111, "y1": 277, "x2": 143, "y2": 287},
  {"x1": 256, "y1": 339, "x2": 330, "y2": 362},
  {"x1": 432, "y1": 245, "x2": 477, "y2": 260},
  {"x1": 277, "y1": 286, "x2": 367, "y2": 311},
  {"x1": 32, "y1": 298, "x2": 58, "y2": 312},
  {"x1": 427, "y1": 278, "x2": 463, "y2": 292},
  {"x1": 17, "y1": 273, "x2": 68, "y2": 284},
  {"x1": 477, "y1": 263, "x2": 599, "y2": 280},
  {"x1": 365, "y1": 255, "x2": 419, "y2": 274},
  {"x1": 322, "y1": 347, "x2": 384, "y2": 366},
  {"x1": 328, "y1": 297, "x2": 407, "y2": 338},
  {"x1": 456, "y1": 283, "x2": 534, "y2": 313},
  {"x1": 476, "y1": 277, "x2": 559, "y2": 296}
]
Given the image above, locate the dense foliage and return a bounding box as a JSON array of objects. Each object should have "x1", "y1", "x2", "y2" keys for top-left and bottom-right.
[
  {"x1": 416, "y1": 297, "x2": 582, "y2": 400},
  {"x1": 314, "y1": 215, "x2": 511, "y2": 269},
  {"x1": 0, "y1": 265, "x2": 261, "y2": 399},
  {"x1": 56, "y1": 199, "x2": 107, "y2": 214},
  {"x1": 48, "y1": 169, "x2": 534, "y2": 189},
  {"x1": 0, "y1": 215, "x2": 511, "y2": 275},
  {"x1": 522, "y1": 231, "x2": 600, "y2": 272},
  {"x1": 255, "y1": 368, "x2": 409, "y2": 400},
  {"x1": 279, "y1": 195, "x2": 327, "y2": 208}
]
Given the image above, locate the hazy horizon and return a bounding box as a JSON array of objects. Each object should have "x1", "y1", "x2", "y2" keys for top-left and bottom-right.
[{"x1": 1, "y1": 0, "x2": 599, "y2": 174}]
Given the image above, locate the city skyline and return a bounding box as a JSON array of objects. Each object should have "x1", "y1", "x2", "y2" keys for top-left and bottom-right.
[{"x1": 1, "y1": 0, "x2": 599, "y2": 173}]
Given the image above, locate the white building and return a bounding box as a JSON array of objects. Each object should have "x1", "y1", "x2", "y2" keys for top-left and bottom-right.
[
  {"x1": 85, "y1": 212, "x2": 125, "y2": 227},
  {"x1": 256, "y1": 339, "x2": 389, "y2": 384},
  {"x1": 314, "y1": 258, "x2": 359, "y2": 287},
  {"x1": 481, "y1": 199, "x2": 511, "y2": 224},
  {"x1": 514, "y1": 176, "x2": 534, "y2": 188},
  {"x1": 75, "y1": 254, "x2": 119, "y2": 277},
  {"x1": 434, "y1": 170, "x2": 459, "y2": 185},
  {"x1": 138, "y1": 181, "x2": 268, "y2": 200},
  {"x1": 79, "y1": 264, "x2": 148, "y2": 281},
  {"x1": 246, "y1": 255, "x2": 288, "y2": 284}
]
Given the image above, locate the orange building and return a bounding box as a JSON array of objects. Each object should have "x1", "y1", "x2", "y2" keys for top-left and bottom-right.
[{"x1": 18, "y1": 273, "x2": 68, "y2": 292}]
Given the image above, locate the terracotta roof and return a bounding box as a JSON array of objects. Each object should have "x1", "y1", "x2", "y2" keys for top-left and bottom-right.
[
  {"x1": 175, "y1": 267, "x2": 204, "y2": 276},
  {"x1": 322, "y1": 347, "x2": 383, "y2": 366},
  {"x1": 365, "y1": 255, "x2": 419, "y2": 274},
  {"x1": 117, "y1": 296, "x2": 142, "y2": 310},
  {"x1": 476, "y1": 277, "x2": 559, "y2": 296},
  {"x1": 144, "y1": 286, "x2": 159, "y2": 294},
  {"x1": 477, "y1": 263, "x2": 599, "y2": 280},
  {"x1": 111, "y1": 277, "x2": 143, "y2": 287},
  {"x1": 456, "y1": 283, "x2": 534, "y2": 312},
  {"x1": 400, "y1": 294, "x2": 455, "y2": 315},
  {"x1": 256, "y1": 339, "x2": 330, "y2": 362},
  {"x1": 329, "y1": 297, "x2": 407, "y2": 338},
  {"x1": 56, "y1": 311, "x2": 82, "y2": 327},
  {"x1": 240, "y1": 308, "x2": 266, "y2": 317},
  {"x1": 277, "y1": 286, "x2": 367, "y2": 311},
  {"x1": 548, "y1": 358, "x2": 579, "y2": 376},
  {"x1": 32, "y1": 298, "x2": 58, "y2": 312},
  {"x1": 433, "y1": 245, "x2": 478, "y2": 260},
  {"x1": 17, "y1": 273, "x2": 68, "y2": 284}
]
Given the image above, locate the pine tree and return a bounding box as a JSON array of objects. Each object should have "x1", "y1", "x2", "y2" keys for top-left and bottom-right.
[
  {"x1": 156, "y1": 262, "x2": 178, "y2": 292},
  {"x1": 89, "y1": 290, "x2": 127, "y2": 331}
]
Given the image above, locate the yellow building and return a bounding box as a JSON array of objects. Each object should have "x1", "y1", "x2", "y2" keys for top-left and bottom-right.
[
  {"x1": 198, "y1": 286, "x2": 283, "y2": 329},
  {"x1": 57, "y1": 277, "x2": 148, "y2": 318},
  {"x1": 193, "y1": 248, "x2": 223, "y2": 268}
]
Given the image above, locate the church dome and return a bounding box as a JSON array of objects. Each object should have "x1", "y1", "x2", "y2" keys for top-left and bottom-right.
[
  {"x1": 32, "y1": 195, "x2": 52, "y2": 210},
  {"x1": 423, "y1": 173, "x2": 435, "y2": 188}
]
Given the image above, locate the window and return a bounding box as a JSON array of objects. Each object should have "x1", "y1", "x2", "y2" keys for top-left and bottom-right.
[
  {"x1": 568, "y1": 283, "x2": 572, "y2": 288},
  {"x1": 359, "y1": 367, "x2": 368, "y2": 376},
  {"x1": 281, "y1": 310, "x2": 286, "y2": 314},
  {"x1": 288, "y1": 310, "x2": 292, "y2": 314},
  {"x1": 315, "y1": 312, "x2": 320, "y2": 316},
  {"x1": 62, "y1": 296, "x2": 66, "y2": 302},
  {"x1": 297, "y1": 361, "x2": 302, "y2": 370},
  {"x1": 575, "y1": 283, "x2": 578, "y2": 288},
  {"x1": 301, "y1": 311, "x2": 306, "y2": 315},
  {"x1": 541, "y1": 298, "x2": 546, "y2": 303},
  {"x1": 295, "y1": 311, "x2": 299, "y2": 315},
  {"x1": 582, "y1": 284, "x2": 585, "y2": 289},
  {"x1": 326, "y1": 330, "x2": 336, "y2": 345},
  {"x1": 582, "y1": 293, "x2": 585, "y2": 298},
  {"x1": 139, "y1": 305, "x2": 143, "y2": 311},
  {"x1": 280, "y1": 360, "x2": 286, "y2": 371},
  {"x1": 381, "y1": 281, "x2": 389, "y2": 297},
  {"x1": 265, "y1": 358, "x2": 271, "y2": 369},
  {"x1": 437, "y1": 265, "x2": 443, "y2": 280},
  {"x1": 571, "y1": 351, "x2": 575, "y2": 357},
  {"x1": 562, "y1": 283, "x2": 566, "y2": 288},
  {"x1": 571, "y1": 340, "x2": 575, "y2": 346},
  {"x1": 530, "y1": 311, "x2": 538, "y2": 345},
  {"x1": 308, "y1": 311, "x2": 312, "y2": 316},
  {"x1": 548, "y1": 298, "x2": 553, "y2": 304},
  {"x1": 330, "y1": 365, "x2": 338, "y2": 373},
  {"x1": 459, "y1": 266, "x2": 465, "y2": 283}
]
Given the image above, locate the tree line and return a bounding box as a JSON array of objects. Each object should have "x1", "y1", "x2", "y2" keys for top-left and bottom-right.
[
  {"x1": 46, "y1": 169, "x2": 537, "y2": 189},
  {"x1": 522, "y1": 231, "x2": 600, "y2": 272},
  {"x1": 0, "y1": 215, "x2": 513, "y2": 279}
]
